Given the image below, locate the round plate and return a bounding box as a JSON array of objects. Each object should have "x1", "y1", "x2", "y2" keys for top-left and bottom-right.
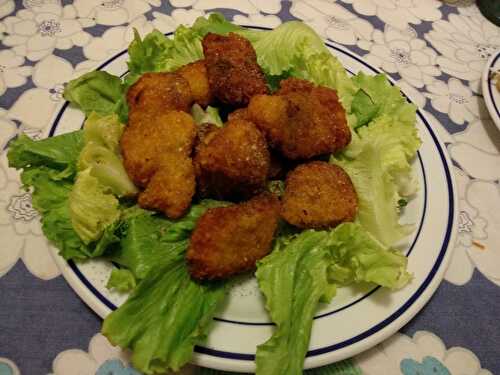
[
  {"x1": 47, "y1": 29, "x2": 457, "y2": 373},
  {"x1": 482, "y1": 49, "x2": 500, "y2": 130}
]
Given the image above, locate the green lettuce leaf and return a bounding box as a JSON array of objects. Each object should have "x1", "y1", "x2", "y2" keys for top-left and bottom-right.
[
  {"x1": 7, "y1": 133, "x2": 97, "y2": 260},
  {"x1": 126, "y1": 27, "x2": 203, "y2": 86},
  {"x1": 109, "y1": 200, "x2": 227, "y2": 280},
  {"x1": 351, "y1": 72, "x2": 416, "y2": 127},
  {"x1": 69, "y1": 168, "x2": 120, "y2": 244},
  {"x1": 191, "y1": 104, "x2": 223, "y2": 127},
  {"x1": 332, "y1": 111, "x2": 420, "y2": 246},
  {"x1": 326, "y1": 223, "x2": 411, "y2": 289},
  {"x1": 7, "y1": 132, "x2": 83, "y2": 174},
  {"x1": 102, "y1": 202, "x2": 228, "y2": 374},
  {"x1": 106, "y1": 268, "x2": 137, "y2": 293},
  {"x1": 64, "y1": 71, "x2": 125, "y2": 118},
  {"x1": 78, "y1": 113, "x2": 137, "y2": 197},
  {"x1": 246, "y1": 21, "x2": 357, "y2": 110},
  {"x1": 255, "y1": 231, "x2": 334, "y2": 375}
]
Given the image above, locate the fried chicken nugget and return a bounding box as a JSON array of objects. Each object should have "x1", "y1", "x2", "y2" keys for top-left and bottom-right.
[
  {"x1": 176, "y1": 60, "x2": 212, "y2": 107},
  {"x1": 194, "y1": 119, "x2": 270, "y2": 200},
  {"x1": 126, "y1": 72, "x2": 193, "y2": 117},
  {"x1": 202, "y1": 33, "x2": 269, "y2": 107},
  {"x1": 281, "y1": 161, "x2": 358, "y2": 229},
  {"x1": 277, "y1": 77, "x2": 351, "y2": 151},
  {"x1": 121, "y1": 110, "x2": 197, "y2": 187},
  {"x1": 137, "y1": 153, "x2": 196, "y2": 219},
  {"x1": 247, "y1": 79, "x2": 351, "y2": 159},
  {"x1": 187, "y1": 192, "x2": 281, "y2": 280}
]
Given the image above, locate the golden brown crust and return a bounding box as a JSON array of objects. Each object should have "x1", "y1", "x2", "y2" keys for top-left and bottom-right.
[
  {"x1": 202, "y1": 32, "x2": 269, "y2": 107},
  {"x1": 176, "y1": 60, "x2": 212, "y2": 107},
  {"x1": 193, "y1": 119, "x2": 270, "y2": 200},
  {"x1": 247, "y1": 78, "x2": 351, "y2": 159},
  {"x1": 227, "y1": 108, "x2": 251, "y2": 122},
  {"x1": 126, "y1": 72, "x2": 193, "y2": 117},
  {"x1": 121, "y1": 111, "x2": 197, "y2": 187},
  {"x1": 281, "y1": 161, "x2": 358, "y2": 229},
  {"x1": 186, "y1": 192, "x2": 281, "y2": 280},
  {"x1": 138, "y1": 153, "x2": 196, "y2": 219}
]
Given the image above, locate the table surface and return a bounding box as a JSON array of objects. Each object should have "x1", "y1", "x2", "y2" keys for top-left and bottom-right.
[{"x1": 1, "y1": 1, "x2": 499, "y2": 374}]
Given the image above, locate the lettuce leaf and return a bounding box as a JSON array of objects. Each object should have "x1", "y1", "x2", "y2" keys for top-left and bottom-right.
[
  {"x1": 109, "y1": 200, "x2": 227, "y2": 280},
  {"x1": 326, "y1": 223, "x2": 411, "y2": 289},
  {"x1": 191, "y1": 104, "x2": 223, "y2": 127},
  {"x1": 78, "y1": 113, "x2": 137, "y2": 197},
  {"x1": 69, "y1": 169, "x2": 120, "y2": 244},
  {"x1": 256, "y1": 223, "x2": 410, "y2": 375},
  {"x1": 8, "y1": 132, "x2": 83, "y2": 174},
  {"x1": 64, "y1": 71, "x2": 125, "y2": 118},
  {"x1": 106, "y1": 268, "x2": 137, "y2": 293},
  {"x1": 102, "y1": 202, "x2": 228, "y2": 374},
  {"x1": 255, "y1": 231, "x2": 334, "y2": 375},
  {"x1": 7, "y1": 132, "x2": 118, "y2": 260},
  {"x1": 246, "y1": 21, "x2": 357, "y2": 110},
  {"x1": 332, "y1": 111, "x2": 420, "y2": 247}
]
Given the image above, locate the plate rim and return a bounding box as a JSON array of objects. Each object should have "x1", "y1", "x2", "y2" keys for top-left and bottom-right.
[
  {"x1": 482, "y1": 49, "x2": 500, "y2": 131},
  {"x1": 47, "y1": 30, "x2": 458, "y2": 373}
]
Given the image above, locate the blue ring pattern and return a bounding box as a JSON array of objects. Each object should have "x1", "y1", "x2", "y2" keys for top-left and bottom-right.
[{"x1": 486, "y1": 52, "x2": 500, "y2": 120}]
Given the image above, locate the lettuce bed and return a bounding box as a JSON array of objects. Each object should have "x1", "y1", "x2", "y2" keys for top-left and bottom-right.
[{"x1": 7, "y1": 14, "x2": 419, "y2": 375}]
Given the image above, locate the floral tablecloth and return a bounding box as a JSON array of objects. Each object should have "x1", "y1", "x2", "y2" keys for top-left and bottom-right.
[{"x1": 0, "y1": 0, "x2": 499, "y2": 374}]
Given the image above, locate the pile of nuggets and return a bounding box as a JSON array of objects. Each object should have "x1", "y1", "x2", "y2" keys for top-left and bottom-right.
[{"x1": 121, "y1": 32, "x2": 358, "y2": 281}]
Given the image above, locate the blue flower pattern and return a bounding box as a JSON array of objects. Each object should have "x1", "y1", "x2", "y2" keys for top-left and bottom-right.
[
  {"x1": 401, "y1": 356, "x2": 451, "y2": 375},
  {"x1": 95, "y1": 359, "x2": 142, "y2": 375}
]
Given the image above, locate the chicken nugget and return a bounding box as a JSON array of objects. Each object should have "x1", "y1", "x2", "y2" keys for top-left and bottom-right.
[
  {"x1": 227, "y1": 108, "x2": 251, "y2": 122},
  {"x1": 194, "y1": 119, "x2": 270, "y2": 200},
  {"x1": 275, "y1": 77, "x2": 314, "y2": 95},
  {"x1": 138, "y1": 153, "x2": 196, "y2": 219},
  {"x1": 121, "y1": 111, "x2": 197, "y2": 187},
  {"x1": 126, "y1": 72, "x2": 193, "y2": 117},
  {"x1": 187, "y1": 192, "x2": 281, "y2": 280},
  {"x1": 281, "y1": 161, "x2": 357, "y2": 229},
  {"x1": 176, "y1": 60, "x2": 212, "y2": 107},
  {"x1": 278, "y1": 78, "x2": 350, "y2": 150},
  {"x1": 247, "y1": 80, "x2": 351, "y2": 159},
  {"x1": 202, "y1": 33, "x2": 269, "y2": 107}
]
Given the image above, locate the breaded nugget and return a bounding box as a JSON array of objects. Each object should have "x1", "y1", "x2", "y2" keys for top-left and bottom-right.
[
  {"x1": 227, "y1": 108, "x2": 251, "y2": 122},
  {"x1": 121, "y1": 111, "x2": 197, "y2": 187},
  {"x1": 276, "y1": 77, "x2": 314, "y2": 94},
  {"x1": 281, "y1": 161, "x2": 357, "y2": 229},
  {"x1": 176, "y1": 60, "x2": 212, "y2": 107},
  {"x1": 194, "y1": 119, "x2": 270, "y2": 200},
  {"x1": 138, "y1": 153, "x2": 196, "y2": 219},
  {"x1": 126, "y1": 72, "x2": 193, "y2": 116},
  {"x1": 187, "y1": 192, "x2": 281, "y2": 280},
  {"x1": 247, "y1": 79, "x2": 351, "y2": 159},
  {"x1": 202, "y1": 33, "x2": 269, "y2": 107}
]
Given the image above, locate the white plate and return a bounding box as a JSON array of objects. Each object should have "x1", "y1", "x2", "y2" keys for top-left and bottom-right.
[
  {"x1": 482, "y1": 49, "x2": 500, "y2": 130},
  {"x1": 47, "y1": 30, "x2": 457, "y2": 373}
]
